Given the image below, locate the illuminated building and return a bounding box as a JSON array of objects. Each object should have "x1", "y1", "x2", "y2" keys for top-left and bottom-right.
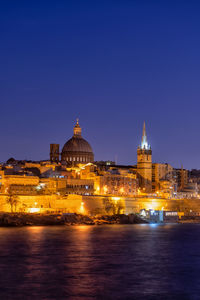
[
  {"x1": 137, "y1": 122, "x2": 152, "y2": 192},
  {"x1": 39, "y1": 178, "x2": 67, "y2": 194},
  {"x1": 0, "y1": 119, "x2": 197, "y2": 214},
  {"x1": 61, "y1": 119, "x2": 94, "y2": 165},
  {"x1": 178, "y1": 182, "x2": 198, "y2": 199},
  {"x1": 79, "y1": 163, "x2": 138, "y2": 196},
  {"x1": 174, "y1": 167, "x2": 188, "y2": 191},
  {"x1": 66, "y1": 178, "x2": 94, "y2": 195},
  {"x1": 0, "y1": 170, "x2": 39, "y2": 194},
  {"x1": 49, "y1": 120, "x2": 94, "y2": 165},
  {"x1": 39, "y1": 177, "x2": 94, "y2": 195},
  {"x1": 152, "y1": 163, "x2": 175, "y2": 196}
]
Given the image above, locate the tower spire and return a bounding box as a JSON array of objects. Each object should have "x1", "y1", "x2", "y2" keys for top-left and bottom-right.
[
  {"x1": 140, "y1": 121, "x2": 150, "y2": 149},
  {"x1": 143, "y1": 121, "x2": 146, "y2": 137}
]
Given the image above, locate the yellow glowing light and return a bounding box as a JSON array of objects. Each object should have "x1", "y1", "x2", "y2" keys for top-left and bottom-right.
[
  {"x1": 120, "y1": 187, "x2": 124, "y2": 193},
  {"x1": 80, "y1": 202, "x2": 85, "y2": 213},
  {"x1": 29, "y1": 208, "x2": 40, "y2": 213},
  {"x1": 112, "y1": 197, "x2": 120, "y2": 201},
  {"x1": 103, "y1": 185, "x2": 108, "y2": 193},
  {"x1": 80, "y1": 163, "x2": 92, "y2": 170}
]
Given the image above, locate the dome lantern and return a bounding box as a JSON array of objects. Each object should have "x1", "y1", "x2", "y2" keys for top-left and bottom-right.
[{"x1": 74, "y1": 118, "x2": 82, "y2": 137}]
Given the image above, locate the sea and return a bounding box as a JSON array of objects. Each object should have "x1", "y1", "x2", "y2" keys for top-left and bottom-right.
[{"x1": 0, "y1": 224, "x2": 199, "y2": 300}]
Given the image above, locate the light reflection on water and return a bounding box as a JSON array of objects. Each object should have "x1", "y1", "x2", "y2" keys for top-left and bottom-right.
[{"x1": 0, "y1": 224, "x2": 200, "y2": 299}]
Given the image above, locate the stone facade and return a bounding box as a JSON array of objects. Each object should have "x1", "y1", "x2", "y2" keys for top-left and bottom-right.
[
  {"x1": 152, "y1": 163, "x2": 174, "y2": 196},
  {"x1": 137, "y1": 123, "x2": 152, "y2": 193},
  {"x1": 50, "y1": 144, "x2": 60, "y2": 162}
]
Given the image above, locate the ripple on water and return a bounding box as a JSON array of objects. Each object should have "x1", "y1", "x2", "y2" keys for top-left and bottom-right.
[{"x1": 0, "y1": 224, "x2": 199, "y2": 299}]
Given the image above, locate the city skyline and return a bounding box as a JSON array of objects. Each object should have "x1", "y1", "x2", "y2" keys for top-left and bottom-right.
[
  {"x1": 1, "y1": 3, "x2": 200, "y2": 300},
  {"x1": 1, "y1": 119, "x2": 194, "y2": 171},
  {"x1": 1, "y1": 1, "x2": 200, "y2": 169}
]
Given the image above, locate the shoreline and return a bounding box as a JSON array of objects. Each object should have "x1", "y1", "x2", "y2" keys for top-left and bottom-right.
[
  {"x1": 0, "y1": 213, "x2": 148, "y2": 227},
  {"x1": 0, "y1": 213, "x2": 199, "y2": 227}
]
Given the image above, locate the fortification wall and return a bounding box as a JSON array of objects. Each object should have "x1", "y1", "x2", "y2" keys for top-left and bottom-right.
[
  {"x1": 1, "y1": 193, "x2": 200, "y2": 215},
  {"x1": 0, "y1": 194, "x2": 83, "y2": 213}
]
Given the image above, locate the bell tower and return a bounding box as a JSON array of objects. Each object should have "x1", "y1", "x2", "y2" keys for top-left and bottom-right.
[
  {"x1": 137, "y1": 122, "x2": 152, "y2": 193},
  {"x1": 50, "y1": 144, "x2": 60, "y2": 162}
]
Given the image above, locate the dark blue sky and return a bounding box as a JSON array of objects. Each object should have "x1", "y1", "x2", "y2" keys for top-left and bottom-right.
[{"x1": 1, "y1": 1, "x2": 200, "y2": 169}]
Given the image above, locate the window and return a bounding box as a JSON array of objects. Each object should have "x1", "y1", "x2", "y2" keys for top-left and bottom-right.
[{"x1": 165, "y1": 212, "x2": 177, "y2": 216}]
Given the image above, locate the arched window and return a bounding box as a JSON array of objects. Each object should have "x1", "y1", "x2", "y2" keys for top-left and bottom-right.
[{"x1": 70, "y1": 157, "x2": 72, "y2": 161}]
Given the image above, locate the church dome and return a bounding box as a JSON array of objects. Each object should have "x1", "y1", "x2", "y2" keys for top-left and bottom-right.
[
  {"x1": 62, "y1": 137, "x2": 93, "y2": 153},
  {"x1": 61, "y1": 120, "x2": 94, "y2": 165}
]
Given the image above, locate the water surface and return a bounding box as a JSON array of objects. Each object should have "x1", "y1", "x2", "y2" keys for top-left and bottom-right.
[{"x1": 0, "y1": 224, "x2": 199, "y2": 299}]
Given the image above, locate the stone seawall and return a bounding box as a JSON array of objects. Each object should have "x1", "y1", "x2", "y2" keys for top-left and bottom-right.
[
  {"x1": 1, "y1": 193, "x2": 200, "y2": 215},
  {"x1": 0, "y1": 213, "x2": 147, "y2": 227}
]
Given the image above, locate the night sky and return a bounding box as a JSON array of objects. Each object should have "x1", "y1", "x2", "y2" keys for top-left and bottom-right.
[{"x1": 1, "y1": 1, "x2": 200, "y2": 169}]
